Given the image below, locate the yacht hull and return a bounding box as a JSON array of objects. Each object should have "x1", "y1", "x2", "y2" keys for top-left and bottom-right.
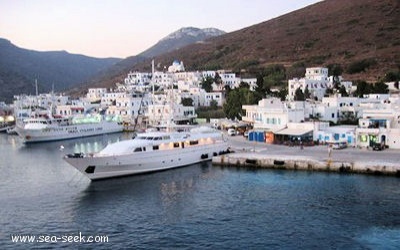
[{"x1": 64, "y1": 142, "x2": 228, "y2": 180}]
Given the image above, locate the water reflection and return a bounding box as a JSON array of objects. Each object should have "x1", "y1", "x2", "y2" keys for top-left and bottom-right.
[{"x1": 76, "y1": 162, "x2": 213, "y2": 207}]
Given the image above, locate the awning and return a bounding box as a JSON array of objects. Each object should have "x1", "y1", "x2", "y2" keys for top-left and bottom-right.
[{"x1": 274, "y1": 128, "x2": 313, "y2": 136}]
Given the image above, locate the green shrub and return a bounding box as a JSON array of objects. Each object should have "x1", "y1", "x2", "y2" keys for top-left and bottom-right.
[{"x1": 346, "y1": 58, "x2": 377, "y2": 74}]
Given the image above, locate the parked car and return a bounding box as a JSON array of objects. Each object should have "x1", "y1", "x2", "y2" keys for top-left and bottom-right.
[
  {"x1": 227, "y1": 128, "x2": 236, "y2": 136},
  {"x1": 332, "y1": 142, "x2": 347, "y2": 150},
  {"x1": 372, "y1": 143, "x2": 385, "y2": 151}
]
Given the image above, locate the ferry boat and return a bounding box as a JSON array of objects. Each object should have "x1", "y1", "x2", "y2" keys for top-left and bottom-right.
[
  {"x1": 63, "y1": 127, "x2": 230, "y2": 180},
  {"x1": 16, "y1": 114, "x2": 123, "y2": 143}
]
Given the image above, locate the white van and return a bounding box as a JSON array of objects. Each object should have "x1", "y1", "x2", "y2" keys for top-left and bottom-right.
[{"x1": 228, "y1": 128, "x2": 236, "y2": 136}]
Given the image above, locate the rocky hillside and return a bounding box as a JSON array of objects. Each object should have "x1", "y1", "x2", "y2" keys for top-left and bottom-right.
[
  {"x1": 140, "y1": 27, "x2": 225, "y2": 58},
  {"x1": 124, "y1": 0, "x2": 399, "y2": 84}
]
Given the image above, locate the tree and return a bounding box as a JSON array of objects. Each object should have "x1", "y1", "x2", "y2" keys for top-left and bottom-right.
[
  {"x1": 223, "y1": 86, "x2": 258, "y2": 120},
  {"x1": 304, "y1": 85, "x2": 311, "y2": 99},
  {"x1": 294, "y1": 87, "x2": 305, "y2": 101},
  {"x1": 372, "y1": 81, "x2": 389, "y2": 94},
  {"x1": 354, "y1": 80, "x2": 372, "y2": 97},
  {"x1": 277, "y1": 87, "x2": 288, "y2": 101},
  {"x1": 254, "y1": 74, "x2": 265, "y2": 97},
  {"x1": 214, "y1": 73, "x2": 223, "y2": 89},
  {"x1": 210, "y1": 100, "x2": 218, "y2": 110},
  {"x1": 263, "y1": 64, "x2": 286, "y2": 91},
  {"x1": 339, "y1": 85, "x2": 348, "y2": 97},
  {"x1": 383, "y1": 70, "x2": 400, "y2": 82},
  {"x1": 201, "y1": 76, "x2": 213, "y2": 92},
  {"x1": 324, "y1": 87, "x2": 334, "y2": 97},
  {"x1": 223, "y1": 89, "x2": 242, "y2": 120},
  {"x1": 181, "y1": 97, "x2": 193, "y2": 107},
  {"x1": 239, "y1": 81, "x2": 250, "y2": 89},
  {"x1": 327, "y1": 63, "x2": 343, "y2": 84}
]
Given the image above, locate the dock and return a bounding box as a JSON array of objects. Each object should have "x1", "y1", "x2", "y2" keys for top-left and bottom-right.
[
  {"x1": 215, "y1": 135, "x2": 400, "y2": 176},
  {"x1": 212, "y1": 152, "x2": 400, "y2": 176}
]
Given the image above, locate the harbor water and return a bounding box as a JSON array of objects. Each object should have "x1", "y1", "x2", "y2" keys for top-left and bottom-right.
[{"x1": 1, "y1": 133, "x2": 400, "y2": 249}]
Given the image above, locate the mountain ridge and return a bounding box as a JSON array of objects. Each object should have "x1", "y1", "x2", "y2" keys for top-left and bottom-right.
[
  {"x1": 70, "y1": 27, "x2": 226, "y2": 94},
  {"x1": 139, "y1": 27, "x2": 225, "y2": 58},
  {"x1": 0, "y1": 38, "x2": 121, "y2": 102}
]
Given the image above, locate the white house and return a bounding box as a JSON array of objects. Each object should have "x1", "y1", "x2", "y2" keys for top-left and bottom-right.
[
  {"x1": 242, "y1": 97, "x2": 305, "y2": 131},
  {"x1": 288, "y1": 67, "x2": 352, "y2": 101},
  {"x1": 87, "y1": 88, "x2": 107, "y2": 103},
  {"x1": 355, "y1": 105, "x2": 400, "y2": 149},
  {"x1": 241, "y1": 77, "x2": 257, "y2": 90},
  {"x1": 146, "y1": 102, "x2": 197, "y2": 126},
  {"x1": 315, "y1": 125, "x2": 356, "y2": 146},
  {"x1": 124, "y1": 72, "x2": 152, "y2": 92},
  {"x1": 153, "y1": 71, "x2": 173, "y2": 88}
]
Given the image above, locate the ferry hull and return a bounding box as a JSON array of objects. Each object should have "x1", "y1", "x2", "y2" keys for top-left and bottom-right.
[
  {"x1": 64, "y1": 142, "x2": 228, "y2": 180},
  {"x1": 16, "y1": 122, "x2": 123, "y2": 143}
]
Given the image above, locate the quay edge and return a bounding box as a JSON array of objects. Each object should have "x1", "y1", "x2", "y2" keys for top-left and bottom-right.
[{"x1": 212, "y1": 153, "x2": 400, "y2": 177}]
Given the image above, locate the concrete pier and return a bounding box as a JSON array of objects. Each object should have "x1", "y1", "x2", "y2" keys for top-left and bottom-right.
[
  {"x1": 214, "y1": 135, "x2": 400, "y2": 176},
  {"x1": 212, "y1": 153, "x2": 400, "y2": 176}
]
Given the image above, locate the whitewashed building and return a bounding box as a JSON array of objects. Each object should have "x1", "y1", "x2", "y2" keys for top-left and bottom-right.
[
  {"x1": 146, "y1": 103, "x2": 197, "y2": 126},
  {"x1": 241, "y1": 77, "x2": 257, "y2": 90},
  {"x1": 105, "y1": 92, "x2": 152, "y2": 122},
  {"x1": 356, "y1": 105, "x2": 400, "y2": 149},
  {"x1": 87, "y1": 88, "x2": 107, "y2": 103},
  {"x1": 288, "y1": 67, "x2": 352, "y2": 101},
  {"x1": 242, "y1": 97, "x2": 305, "y2": 131}
]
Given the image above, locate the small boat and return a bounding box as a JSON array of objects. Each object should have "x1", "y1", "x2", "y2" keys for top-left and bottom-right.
[
  {"x1": 15, "y1": 114, "x2": 123, "y2": 143},
  {"x1": 6, "y1": 126, "x2": 17, "y2": 135},
  {"x1": 63, "y1": 126, "x2": 230, "y2": 180},
  {"x1": 0, "y1": 124, "x2": 10, "y2": 133}
]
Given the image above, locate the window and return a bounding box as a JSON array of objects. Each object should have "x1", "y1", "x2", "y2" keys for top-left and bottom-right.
[
  {"x1": 173, "y1": 142, "x2": 180, "y2": 148},
  {"x1": 189, "y1": 140, "x2": 198, "y2": 145},
  {"x1": 134, "y1": 147, "x2": 142, "y2": 152},
  {"x1": 153, "y1": 145, "x2": 159, "y2": 150},
  {"x1": 331, "y1": 113, "x2": 335, "y2": 118}
]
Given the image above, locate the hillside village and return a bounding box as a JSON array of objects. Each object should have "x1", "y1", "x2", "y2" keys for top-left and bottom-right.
[{"x1": 2, "y1": 59, "x2": 400, "y2": 149}]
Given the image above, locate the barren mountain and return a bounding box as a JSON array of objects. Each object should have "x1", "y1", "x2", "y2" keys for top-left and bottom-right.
[{"x1": 124, "y1": 0, "x2": 399, "y2": 84}]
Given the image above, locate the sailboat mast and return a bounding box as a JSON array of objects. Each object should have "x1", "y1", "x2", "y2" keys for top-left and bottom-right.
[
  {"x1": 35, "y1": 79, "x2": 38, "y2": 96},
  {"x1": 151, "y1": 59, "x2": 155, "y2": 95}
]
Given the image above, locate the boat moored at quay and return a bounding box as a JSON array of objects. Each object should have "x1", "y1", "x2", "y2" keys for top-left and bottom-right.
[
  {"x1": 64, "y1": 127, "x2": 230, "y2": 180},
  {"x1": 16, "y1": 114, "x2": 123, "y2": 143}
]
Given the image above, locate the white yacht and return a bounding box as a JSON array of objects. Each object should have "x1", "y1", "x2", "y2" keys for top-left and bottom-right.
[
  {"x1": 63, "y1": 127, "x2": 230, "y2": 180},
  {"x1": 16, "y1": 114, "x2": 123, "y2": 143}
]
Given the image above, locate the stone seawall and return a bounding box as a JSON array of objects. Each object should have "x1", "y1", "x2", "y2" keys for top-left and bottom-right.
[{"x1": 212, "y1": 153, "x2": 400, "y2": 176}]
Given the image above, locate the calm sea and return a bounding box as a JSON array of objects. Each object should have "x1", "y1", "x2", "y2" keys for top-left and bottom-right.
[{"x1": 1, "y1": 133, "x2": 400, "y2": 249}]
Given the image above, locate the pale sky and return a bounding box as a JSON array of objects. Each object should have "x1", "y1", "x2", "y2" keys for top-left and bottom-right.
[{"x1": 0, "y1": 0, "x2": 321, "y2": 58}]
